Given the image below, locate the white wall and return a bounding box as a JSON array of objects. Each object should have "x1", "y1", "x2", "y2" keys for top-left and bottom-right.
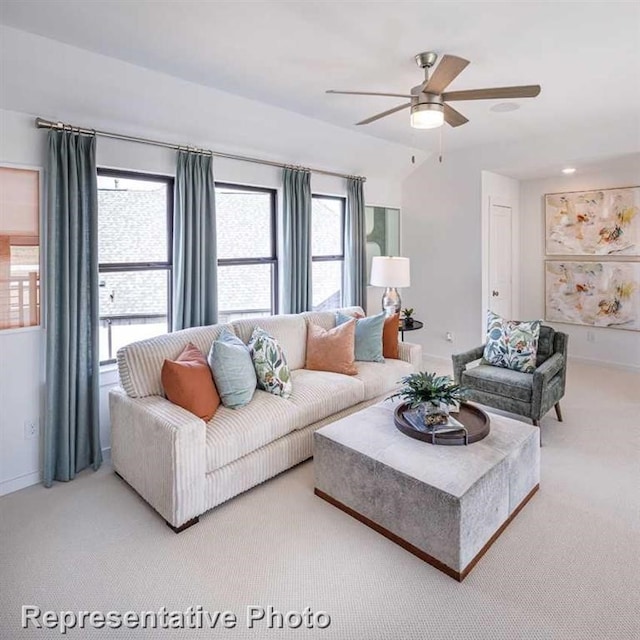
[
  {"x1": 400, "y1": 123, "x2": 639, "y2": 364},
  {"x1": 0, "y1": 25, "x2": 427, "y2": 495},
  {"x1": 520, "y1": 154, "x2": 640, "y2": 370}
]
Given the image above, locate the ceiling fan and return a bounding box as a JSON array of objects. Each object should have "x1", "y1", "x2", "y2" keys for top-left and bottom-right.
[{"x1": 326, "y1": 52, "x2": 541, "y2": 129}]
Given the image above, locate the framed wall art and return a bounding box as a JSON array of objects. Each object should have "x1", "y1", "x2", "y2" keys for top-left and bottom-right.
[
  {"x1": 545, "y1": 186, "x2": 640, "y2": 256},
  {"x1": 545, "y1": 260, "x2": 640, "y2": 331}
]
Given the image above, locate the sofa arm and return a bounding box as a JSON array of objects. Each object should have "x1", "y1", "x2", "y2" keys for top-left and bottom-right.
[
  {"x1": 398, "y1": 341, "x2": 423, "y2": 371},
  {"x1": 109, "y1": 389, "x2": 206, "y2": 528},
  {"x1": 452, "y1": 345, "x2": 485, "y2": 384}
]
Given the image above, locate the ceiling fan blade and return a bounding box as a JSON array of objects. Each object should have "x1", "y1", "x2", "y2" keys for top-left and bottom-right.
[
  {"x1": 356, "y1": 102, "x2": 412, "y2": 125},
  {"x1": 326, "y1": 90, "x2": 413, "y2": 98},
  {"x1": 421, "y1": 55, "x2": 470, "y2": 94},
  {"x1": 444, "y1": 104, "x2": 469, "y2": 127},
  {"x1": 442, "y1": 85, "x2": 541, "y2": 101}
]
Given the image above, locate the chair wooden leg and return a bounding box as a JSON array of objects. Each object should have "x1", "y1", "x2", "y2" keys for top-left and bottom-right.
[{"x1": 554, "y1": 403, "x2": 563, "y2": 422}]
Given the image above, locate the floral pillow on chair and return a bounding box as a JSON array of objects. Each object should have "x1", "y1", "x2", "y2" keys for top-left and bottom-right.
[{"x1": 483, "y1": 311, "x2": 541, "y2": 373}]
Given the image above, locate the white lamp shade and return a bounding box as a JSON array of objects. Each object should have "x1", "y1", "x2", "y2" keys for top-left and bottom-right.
[{"x1": 370, "y1": 256, "x2": 411, "y2": 287}]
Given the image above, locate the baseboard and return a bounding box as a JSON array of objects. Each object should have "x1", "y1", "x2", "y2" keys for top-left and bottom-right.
[
  {"x1": 0, "y1": 446, "x2": 112, "y2": 497},
  {"x1": 0, "y1": 470, "x2": 41, "y2": 496},
  {"x1": 568, "y1": 355, "x2": 640, "y2": 373}
]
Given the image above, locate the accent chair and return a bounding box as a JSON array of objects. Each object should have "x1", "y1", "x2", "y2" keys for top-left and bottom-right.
[{"x1": 452, "y1": 326, "x2": 568, "y2": 433}]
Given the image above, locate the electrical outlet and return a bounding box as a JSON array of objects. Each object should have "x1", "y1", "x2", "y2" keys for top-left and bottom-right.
[
  {"x1": 586, "y1": 330, "x2": 595, "y2": 343},
  {"x1": 24, "y1": 419, "x2": 38, "y2": 440},
  {"x1": 446, "y1": 332, "x2": 454, "y2": 343}
]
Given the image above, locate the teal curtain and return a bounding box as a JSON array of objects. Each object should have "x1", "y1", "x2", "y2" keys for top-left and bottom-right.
[
  {"x1": 343, "y1": 177, "x2": 367, "y2": 308},
  {"x1": 172, "y1": 151, "x2": 218, "y2": 330},
  {"x1": 44, "y1": 130, "x2": 101, "y2": 487},
  {"x1": 282, "y1": 168, "x2": 312, "y2": 313}
]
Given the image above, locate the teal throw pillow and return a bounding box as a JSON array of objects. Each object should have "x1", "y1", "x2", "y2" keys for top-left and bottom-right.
[
  {"x1": 483, "y1": 310, "x2": 541, "y2": 373},
  {"x1": 248, "y1": 327, "x2": 293, "y2": 399},
  {"x1": 335, "y1": 311, "x2": 385, "y2": 363},
  {"x1": 207, "y1": 329, "x2": 257, "y2": 408}
]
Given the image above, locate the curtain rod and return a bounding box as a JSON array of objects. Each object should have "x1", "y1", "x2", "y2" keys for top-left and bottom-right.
[{"x1": 35, "y1": 117, "x2": 366, "y2": 182}]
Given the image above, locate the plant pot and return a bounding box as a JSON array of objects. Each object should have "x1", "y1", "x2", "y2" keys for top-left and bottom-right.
[
  {"x1": 404, "y1": 317, "x2": 414, "y2": 327},
  {"x1": 417, "y1": 402, "x2": 449, "y2": 427}
]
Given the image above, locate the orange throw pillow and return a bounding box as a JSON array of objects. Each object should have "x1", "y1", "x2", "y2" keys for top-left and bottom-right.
[
  {"x1": 305, "y1": 319, "x2": 357, "y2": 375},
  {"x1": 161, "y1": 343, "x2": 220, "y2": 421},
  {"x1": 383, "y1": 313, "x2": 400, "y2": 359}
]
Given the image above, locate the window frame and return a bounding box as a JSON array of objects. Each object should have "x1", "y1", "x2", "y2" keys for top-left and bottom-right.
[
  {"x1": 311, "y1": 193, "x2": 346, "y2": 309},
  {"x1": 215, "y1": 182, "x2": 278, "y2": 318},
  {"x1": 97, "y1": 168, "x2": 174, "y2": 365}
]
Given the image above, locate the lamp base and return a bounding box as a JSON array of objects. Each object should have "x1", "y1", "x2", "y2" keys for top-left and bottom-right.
[{"x1": 381, "y1": 288, "x2": 401, "y2": 317}]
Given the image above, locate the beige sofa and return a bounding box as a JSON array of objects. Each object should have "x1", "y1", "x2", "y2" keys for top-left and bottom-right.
[{"x1": 109, "y1": 307, "x2": 422, "y2": 531}]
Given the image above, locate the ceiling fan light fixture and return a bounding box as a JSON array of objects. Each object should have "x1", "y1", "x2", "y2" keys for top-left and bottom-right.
[{"x1": 410, "y1": 103, "x2": 444, "y2": 129}]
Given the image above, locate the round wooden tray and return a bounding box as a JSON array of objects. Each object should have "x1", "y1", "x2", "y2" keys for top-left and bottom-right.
[{"x1": 394, "y1": 402, "x2": 490, "y2": 446}]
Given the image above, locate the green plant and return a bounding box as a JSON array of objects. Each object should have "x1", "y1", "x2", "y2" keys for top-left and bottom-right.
[
  {"x1": 389, "y1": 372, "x2": 467, "y2": 409},
  {"x1": 402, "y1": 308, "x2": 414, "y2": 319}
]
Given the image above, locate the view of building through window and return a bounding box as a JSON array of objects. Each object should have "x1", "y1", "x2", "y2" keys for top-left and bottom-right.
[
  {"x1": 312, "y1": 195, "x2": 345, "y2": 311},
  {"x1": 97, "y1": 172, "x2": 172, "y2": 363},
  {"x1": 97, "y1": 176, "x2": 346, "y2": 362},
  {"x1": 216, "y1": 184, "x2": 277, "y2": 324}
]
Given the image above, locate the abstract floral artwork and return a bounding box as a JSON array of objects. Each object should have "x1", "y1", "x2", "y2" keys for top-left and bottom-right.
[
  {"x1": 545, "y1": 261, "x2": 640, "y2": 331},
  {"x1": 545, "y1": 187, "x2": 640, "y2": 255}
]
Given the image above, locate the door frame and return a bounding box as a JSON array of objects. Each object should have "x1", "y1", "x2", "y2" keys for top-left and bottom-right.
[{"x1": 481, "y1": 194, "x2": 520, "y2": 339}]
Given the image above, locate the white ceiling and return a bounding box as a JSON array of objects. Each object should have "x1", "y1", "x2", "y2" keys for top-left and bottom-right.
[{"x1": 1, "y1": 1, "x2": 639, "y2": 153}]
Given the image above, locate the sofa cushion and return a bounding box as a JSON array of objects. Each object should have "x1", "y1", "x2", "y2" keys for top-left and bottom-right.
[
  {"x1": 232, "y1": 314, "x2": 307, "y2": 370},
  {"x1": 462, "y1": 364, "x2": 533, "y2": 402},
  {"x1": 305, "y1": 320, "x2": 358, "y2": 375},
  {"x1": 354, "y1": 359, "x2": 414, "y2": 400},
  {"x1": 248, "y1": 327, "x2": 292, "y2": 399},
  {"x1": 383, "y1": 313, "x2": 400, "y2": 359},
  {"x1": 336, "y1": 311, "x2": 385, "y2": 363},
  {"x1": 301, "y1": 306, "x2": 365, "y2": 331},
  {"x1": 208, "y1": 329, "x2": 257, "y2": 409},
  {"x1": 117, "y1": 323, "x2": 236, "y2": 398},
  {"x1": 205, "y1": 390, "x2": 302, "y2": 473},
  {"x1": 288, "y1": 369, "x2": 364, "y2": 428},
  {"x1": 161, "y1": 343, "x2": 220, "y2": 421}
]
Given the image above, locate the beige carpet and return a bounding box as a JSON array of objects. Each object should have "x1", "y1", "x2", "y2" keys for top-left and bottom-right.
[{"x1": 1, "y1": 360, "x2": 639, "y2": 639}]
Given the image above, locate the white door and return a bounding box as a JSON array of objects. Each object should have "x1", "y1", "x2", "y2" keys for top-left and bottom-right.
[{"x1": 488, "y1": 203, "x2": 513, "y2": 318}]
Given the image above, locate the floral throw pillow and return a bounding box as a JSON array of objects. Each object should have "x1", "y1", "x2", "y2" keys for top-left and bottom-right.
[
  {"x1": 248, "y1": 327, "x2": 293, "y2": 399},
  {"x1": 483, "y1": 311, "x2": 541, "y2": 373}
]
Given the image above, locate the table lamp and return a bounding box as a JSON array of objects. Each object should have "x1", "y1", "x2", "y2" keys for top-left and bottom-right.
[{"x1": 370, "y1": 256, "x2": 411, "y2": 316}]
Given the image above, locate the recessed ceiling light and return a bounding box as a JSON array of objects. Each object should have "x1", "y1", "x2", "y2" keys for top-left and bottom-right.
[
  {"x1": 490, "y1": 102, "x2": 520, "y2": 113},
  {"x1": 562, "y1": 167, "x2": 576, "y2": 175}
]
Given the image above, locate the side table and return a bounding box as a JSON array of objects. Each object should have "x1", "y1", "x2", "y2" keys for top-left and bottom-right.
[{"x1": 399, "y1": 319, "x2": 423, "y2": 341}]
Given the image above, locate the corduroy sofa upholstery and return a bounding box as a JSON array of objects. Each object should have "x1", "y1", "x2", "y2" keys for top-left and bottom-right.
[
  {"x1": 452, "y1": 326, "x2": 568, "y2": 431},
  {"x1": 109, "y1": 307, "x2": 422, "y2": 530}
]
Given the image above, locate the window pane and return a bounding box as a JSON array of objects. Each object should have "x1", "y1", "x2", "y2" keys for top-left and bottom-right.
[
  {"x1": 218, "y1": 264, "x2": 273, "y2": 322},
  {"x1": 312, "y1": 260, "x2": 342, "y2": 311},
  {"x1": 98, "y1": 175, "x2": 168, "y2": 264},
  {"x1": 98, "y1": 269, "x2": 168, "y2": 362},
  {"x1": 216, "y1": 187, "x2": 273, "y2": 259},
  {"x1": 312, "y1": 197, "x2": 343, "y2": 257},
  {"x1": 0, "y1": 167, "x2": 40, "y2": 330}
]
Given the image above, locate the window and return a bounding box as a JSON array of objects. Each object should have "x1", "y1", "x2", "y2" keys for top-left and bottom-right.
[
  {"x1": 311, "y1": 195, "x2": 345, "y2": 311},
  {"x1": 97, "y1": 170, "x2": 173, "y2": 364},
  {"x1": 216, "y1": 184, "x2": 277, "y2": 323},
  {"x1": 0, "y1": 167, "x2": 40, "y2": 331}
]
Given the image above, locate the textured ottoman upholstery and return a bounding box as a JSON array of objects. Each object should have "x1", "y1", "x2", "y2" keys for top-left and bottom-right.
[{"x1": 314, "y1": 400, "x2": 540, "y2": 580}]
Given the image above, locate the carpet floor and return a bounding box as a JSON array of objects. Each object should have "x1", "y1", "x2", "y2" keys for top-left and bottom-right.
[{"x1": 1, "y1": 360, "x2": 638, "y2": 639}]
